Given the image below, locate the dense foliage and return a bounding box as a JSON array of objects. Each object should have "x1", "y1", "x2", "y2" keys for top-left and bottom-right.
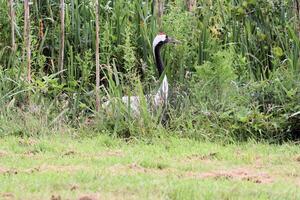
[{"x1": 0, "y1": 0, "x2": 299, "y2": 143}]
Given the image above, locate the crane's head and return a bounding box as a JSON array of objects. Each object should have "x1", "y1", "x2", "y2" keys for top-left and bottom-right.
[
  {"x1": 152, "y1": 33, "x2": 180, "y2": 51},
  {"x1": 152, "y1": 33, "x2": 180, "y2": 76}
]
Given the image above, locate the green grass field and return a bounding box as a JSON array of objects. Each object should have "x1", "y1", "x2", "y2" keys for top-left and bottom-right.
[{"x1": 0, "y1": 135, "x2": 300, "y2": 200}]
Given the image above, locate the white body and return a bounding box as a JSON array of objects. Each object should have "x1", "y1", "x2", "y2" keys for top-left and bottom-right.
[{"x1": 104, "y1": 75, "x2": 168, "y2": 116}]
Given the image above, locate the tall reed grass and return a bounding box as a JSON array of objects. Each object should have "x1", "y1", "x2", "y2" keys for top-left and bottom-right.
[{"x1": 0, "y1": 0, "x2": 299, "y2": 142}]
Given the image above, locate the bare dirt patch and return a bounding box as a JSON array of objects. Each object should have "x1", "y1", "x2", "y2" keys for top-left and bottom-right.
[
  {"x1": 0, "y1": 164, "x2": 86, "y2": 175},
  {"x1": 0, "y1": 150, "x2": 9, "y2": 157},
  {"x1": 77, "y1": 191, "x2": 139, "y2": 200},
  {"x1": 296, "y1": 179, "x2": 300, "y2": 187},
  {"x1": 94, "y1": 150, "x2": 125, "y2": 158},
  {"x1": 70, "y1": 184, "x2": 80, "y2": 191},
  {"x1": 51, "y1": 194, "x2": 61, "y2": 200},
  {"x1": 109, "y1": 163, "x2": 175, "y2": 176},
  {"x1": 185, "y1": 168, "x2": 273, "y2": 184},
  {"x1": 108, "y1": 163, "x2": 273, "y2": 184},
  {"x1": 284, "y1": 170, "x2": 300, "y2": 178},
  {"x1": 78, "y1": 193, "x2": 101, "y2": 200},
  {"x1": 0, "y1": 167, "x2": 18, "y2": 175},
  {"x1": 37, "y1": 164, "x2": 87, "y2": 173},
  {"x1": 180, "y1": 152, "x2": 218, "y2": 164},
  {"x1": 0, "y1": 167, "x2": 9, "y2": 174},
  {"x1": 61, "y1": 150, "x2": 124, "y2": 159},
  {"x1": 1, "y1": 193, "x2": 15, "y2": 200},
  {"x1": 103, "y1": 190, "x2": 141, "y2": 200}
]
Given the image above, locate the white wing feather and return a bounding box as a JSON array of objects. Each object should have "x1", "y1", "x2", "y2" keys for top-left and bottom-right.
[{"x1": 103, "y1": 75, "x2": 168, "y2": 116}]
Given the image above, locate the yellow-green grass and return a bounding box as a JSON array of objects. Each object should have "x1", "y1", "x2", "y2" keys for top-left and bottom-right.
[{"x1": 0, "y1": 135, "x2": 300, "y2": 200}]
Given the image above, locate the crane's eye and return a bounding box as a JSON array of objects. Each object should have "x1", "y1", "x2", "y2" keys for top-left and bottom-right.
[{"x1": 165, "y1": 35, "x2": 169, "y2": 43}]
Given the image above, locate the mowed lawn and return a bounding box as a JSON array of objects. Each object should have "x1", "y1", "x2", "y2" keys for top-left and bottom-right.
[{"x1": 0, "y1": 135, "x2": 300, "y2": 200}]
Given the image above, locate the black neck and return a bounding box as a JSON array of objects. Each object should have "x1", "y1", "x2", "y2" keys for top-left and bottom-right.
[{"x1": 154, "y1": 43, "x2": 164, "y2": 77}]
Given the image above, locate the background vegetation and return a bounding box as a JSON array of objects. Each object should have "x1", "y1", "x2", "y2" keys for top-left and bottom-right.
[{"x1": 0, "y1": 0, "x2": 300, "y2": 143}]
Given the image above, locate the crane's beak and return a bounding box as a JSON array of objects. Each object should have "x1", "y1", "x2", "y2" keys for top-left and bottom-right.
[{"x1": 167, "y1": 37, "x2": 181, "y2": 45}]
